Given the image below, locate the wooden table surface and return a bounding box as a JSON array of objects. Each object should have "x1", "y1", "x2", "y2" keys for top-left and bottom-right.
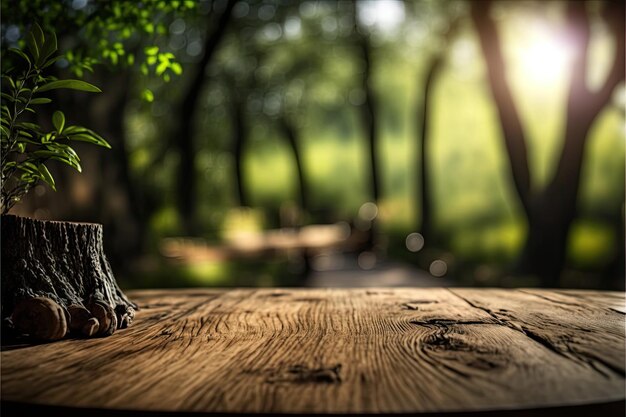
[{"x1": 2, "y1": 288, "x2": 625, "y2": 416}]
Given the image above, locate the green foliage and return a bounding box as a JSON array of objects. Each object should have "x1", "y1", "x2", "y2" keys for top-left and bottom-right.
[
  {"x1": 1, "y1": 0, "x2": 191, "y2": 87},
  {"x1": 140, "y1": 47, "x2": 182, "y2": 82},
  {"x1": 1, "y1": 24, "x2": 110, "y2": 214}
]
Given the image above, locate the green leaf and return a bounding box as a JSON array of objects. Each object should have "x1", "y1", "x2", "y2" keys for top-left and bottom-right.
[
  {"x1": 40, "y1": 31, "x2": 58, "y2": 61},
  {"x1": 38, "y1": 164, "x2": 56, "y2": 191},
  {"x1": 145, "y1": 46, "x2": 159, "y2": 56},
  {"x1": 1, "y1": 93, "x2": 14, "y2": 102},
  {"x1": 26, "y1": 32, "x2": 39, "y2": 62},
  {"x1": 41, "y1": 55, "x2": 64, "y2": 69},
  {"x1": 41, "y1": 132, "x2": 53, "y2": 143},
  {"x1": 29, "y1": 97, "x2": 52, "y2": 104},
  {"x1": 47, "y1": 142, "x2": 80, "y2": 161},
  {"x1": 36, "y1": 80, "x2": 102, "y2": 93},
  {"x1": 60, "y1": 125, "x2": 81, "y2": 134},
  {"x1": 52, "y1": 111, "x2": 65, "y2": 133},
  {"x1": 32, "y1": 150, "x2": 61, "y2": 158},
  {"x1": 31, "y1": 23, "x2": 45, "y2": 49},
  {"x1": 17, "y1": 137, "x2": 39, "y2": 145},
  {"x1": 2, "y1": 75, "x2": 16, "y2": 90},
  {"x1": 156, "y1": 61, "x2": 168, "y2": 76},
  {"x1": 81, "y1": 62, "x2": 94, "y2": 72},
  {"x1": 171, "y1": 62, "x2": 183, "y2": 75},
  {"x1": 9, "y1": 48, "x2": 31, "y2": 67},
  {"x1": 19, "y1": 172, "x2": 35, "y2": 182},
  {"x1": 21, "y1": 161, "x2": 39, "y2": 172},
  {"x1": 68, "y1": 130, "x2": 111, "y2": 148},
  {"x1": 141, "y1": 89, "x2": 154, "y2": 102},
  {"x1": 33, "y1": 150, "x2": 82, "y2": 172},
  {"x1": 18, "y1": 122, "x2": 42, "y2": 131}
]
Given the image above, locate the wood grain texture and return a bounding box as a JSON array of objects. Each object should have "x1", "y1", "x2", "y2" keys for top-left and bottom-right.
[{"x1": 1, "y1": 288, "x2": 624, "y2": 415}]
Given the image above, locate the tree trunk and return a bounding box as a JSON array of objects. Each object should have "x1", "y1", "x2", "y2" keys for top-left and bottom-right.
[
  {"x1": 520, "y1": 110, "x2": 593, "y2": 286},
  {"x1": 280, "y1": 117, "x2": 308, "y2": 212},
  {"x1": 472, "y1": 0, "x2": 624, "y2": 286},
  {"x1": 351, "y1": 1, "x2": 380, "y2": 204},
  {"x1": 606, "y1": 203, "x2": 625, "y2": 290},
  {"x1": 416, "y1": 18, "x2": 459, "y2": 246},
  {"x1": 417, "y1": 55, "x2": 442, "y2": 244},
  {"x1": 360, "y1": 37, "x2": 380, "y2": 204},
  {"x1": 176, "y1": 0, "x2": 235, "y2": 235},
  {"x1": 519, "y1": 1, "x2": 623, "y2": 286},
  {"x1": 471, "y1": 2, "x2": 532, "y2": 217},
  {"x1": 1, "y1": 215, "x2": 136, "y2": 341},
  {"x1": 230, "y1": 93, "x2": 248, "y2": 208}
]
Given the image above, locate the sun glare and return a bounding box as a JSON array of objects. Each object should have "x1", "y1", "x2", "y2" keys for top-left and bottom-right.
[
  {"x1": 358, "y1": 0, "x2": 405, "y2": 33},
  {"x1": 516, "y1": 26, "x2": 573, "y2": 85}
]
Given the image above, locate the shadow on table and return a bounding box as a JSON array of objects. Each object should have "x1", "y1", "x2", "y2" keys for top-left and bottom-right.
[{"x1": 2, "y1": 400, "x2": 624, "y2": 417}]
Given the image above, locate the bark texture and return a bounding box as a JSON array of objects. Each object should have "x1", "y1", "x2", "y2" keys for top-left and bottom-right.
[{"x1": 1, "y1": 215, "x2": 136, "y2": 340}]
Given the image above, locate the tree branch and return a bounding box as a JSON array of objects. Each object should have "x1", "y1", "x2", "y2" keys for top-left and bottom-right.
[
  {"x1": 592, "y1": 1, "x2": 625, "y2": 109},
  {"x1": 564, "y1": 2, "x2": 591, "y2": 98},
  {"x1": 471, "y1": 0, "x2": 532, "y2": 216}
]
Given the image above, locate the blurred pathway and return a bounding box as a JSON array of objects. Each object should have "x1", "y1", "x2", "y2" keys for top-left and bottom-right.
[{"x1": 306, "y1": 253, "x2": 453, "y2": 287}]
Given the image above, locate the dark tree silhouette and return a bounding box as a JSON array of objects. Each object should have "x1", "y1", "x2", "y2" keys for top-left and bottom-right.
[
  {"x1": 175, "y1": 0, "x2": 235, "y2": 235},
  {"x1": 472, "y1": 0, "x2": 625, "y2": 286},
  {"x1": 417, "y1": 53, "x2": 440, "y2": 244},
  {"x1": 226, "y1": 81, "x2": 249, "y2": 208},
  {"x1": 359, "y1": 35, "x2": 381, "y2": 204},
  {"x1": 351, "y1": 2, "x2": 381, "y2": 204},
  {"x1": 416, "y1": 19, "x2": 459, "y2": 245},
  {"x1": 280, "y1": 116, "x2": 308, "y2": 212}
]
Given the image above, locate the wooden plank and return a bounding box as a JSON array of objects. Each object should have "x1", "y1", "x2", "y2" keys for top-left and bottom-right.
[
  {"x1": 451, "y1": 288, "x2": 626, "y2": 376},
  {"x1": 549, "y1": 289, "x2": 626, "y2": 314},
  {"x1": 1, "y1": 288, "x2": 624, "y2": 415}
]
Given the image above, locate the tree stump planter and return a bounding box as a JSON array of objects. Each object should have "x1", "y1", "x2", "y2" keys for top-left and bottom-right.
[{"x1": 1, "y1": 215, "x2": 136, "y2": 341}]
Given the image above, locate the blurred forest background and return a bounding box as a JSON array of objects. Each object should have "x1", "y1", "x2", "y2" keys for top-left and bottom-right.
[{"x1": 2, "y1": 0, "x2": 624, "y2": 290}]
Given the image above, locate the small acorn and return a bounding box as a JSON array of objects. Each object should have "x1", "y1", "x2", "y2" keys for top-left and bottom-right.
[
  {"x1": 88, "y1": 300, "x2": 117, "y2": 336},
  {"x1": 68, "y1": 304, "x2": 100, "y2": 337},
  {"x1": 11, "y1": 297, "x2": 68, "y2": 341}
]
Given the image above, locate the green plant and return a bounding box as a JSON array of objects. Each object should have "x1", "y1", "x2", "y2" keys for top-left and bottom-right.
[{"x1": 1, "y1": 24, "x2": 110, "y2": 215}]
